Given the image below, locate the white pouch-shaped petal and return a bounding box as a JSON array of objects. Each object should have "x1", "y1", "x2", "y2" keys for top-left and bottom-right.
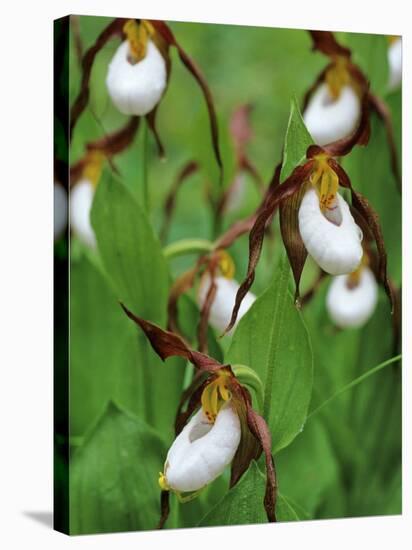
[
  {"x1": 303, "y1": 83, "x2": 361, "y2": 146},
  {"x1": 326, "y1": 267, "x2": 378, "y2": 328},
  {"x1": 164, "y1": 404, "x2": 241, "y2": 492},
  {"x1": 70, "y1": 179, "x2": 96, "y2": 249},
  {"x1": 298, "y1": 188, "x2": 363, "y2": 275},
  {"x1": 54, "y1": 182, "x2": 68, "y2": 241},
  {"x1": 197, "y1": 274, "x2": 256, "y2": 334},
  {"x1": 106, "y1": 40, "x2": 167, "y2": 116},
  {"x1": 388, "y1": 39, "x2": 402, "y2": 90}
]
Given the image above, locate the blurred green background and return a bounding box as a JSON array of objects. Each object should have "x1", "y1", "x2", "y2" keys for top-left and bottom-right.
[{"x1": 57, "y1": 15, "x2": 402, "y2": 534}]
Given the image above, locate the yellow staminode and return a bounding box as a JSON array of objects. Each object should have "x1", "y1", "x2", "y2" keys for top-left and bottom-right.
[
  {"x1": 158, "y1": 471, "x2": 169, "y2": 491},
  {"x1": 201, "y1": 370, "x2": 232, "y2": 423},
  {"x1": 325, "y1": 56, "x2": 350, "y2": 100},
  {"x1": 82, "y1": 150, "x2": 105, "y2": 187},
  {"x1": 310, "y1": 156, "x2": 339, "y2": 213},
  {"x1": 217, "y1": 250, "x2": 235, "y2": 279},
  {"x1": 387, "y1": 35, "x2": 400, "y2": 45},
  {"x1": 346, "y1": 252, "x2": 369, "y2": 289},
  {"x1": 123, "y1": 19, "x2": 154, "y2": 63}
]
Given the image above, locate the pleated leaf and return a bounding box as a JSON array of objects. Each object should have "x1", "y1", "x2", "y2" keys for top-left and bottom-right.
[{"x1": 70, "y1": 402, "x2": 167, "y2": 534}]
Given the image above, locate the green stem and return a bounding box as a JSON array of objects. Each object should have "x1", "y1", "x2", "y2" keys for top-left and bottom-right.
[
  {"x1": 163, "y1": 238, "x2": 214, "y2": 260},
  {"x1": 308, "y1": 354, "x2": 401, "y2": 420}
]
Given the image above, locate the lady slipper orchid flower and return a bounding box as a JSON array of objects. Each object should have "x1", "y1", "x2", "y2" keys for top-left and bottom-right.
[
  {"x1": 120, "y1": 305, "x2": 277, "y2": 527},
  {"x1": 168, "y1": 249, "x2": 255, "y2": 350},
  {"x1": 69, "y1": 117, "x2": 140, "y2": 247},
  {"x1": 303, "y1": 30, "x2": 400, "y2": 187},
  {"x1": 70, "y1": 150, "x2": 104, "y2": 248},
  {"x1": 70, "y1": 17, "x2": 222, "y2": 180},
  {"x1": 302, "y1": 33, "x2": 364, "y2": 146},
  {"x1": 160, "y1": 403, "x2": 241, "y2": 494},
  {"x1": 106, "y1": 20, "x2": 167, "y2": 116},
  {"x1": 303, "y1": 82, "x2": 361, "y2": 146},
  {"x1": 54, "y1": 182, "x2": 68, "y2": 241},
  {"x1": 70, "y1": 177, "x2": 98, "y2": 248},
  {"x1": 197, "y1": 272, "x2": 256, "y2": 335},
  {"x1": 387, "y1": 37, "x2": 402, "y2": 91},
  {"x1": 224, "y1": 143, "x2": 392, "y2": 335},
  {"x1": 326, "y1": 263, "x2": 378, "y2": 328}
]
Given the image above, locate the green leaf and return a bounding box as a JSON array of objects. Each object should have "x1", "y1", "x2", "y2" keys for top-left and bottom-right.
[
  {"x1": 276, "y1": 417, "x2": 339, "y2": 516},
  {"x1": 88, "y1": 177, "x2": 186, "y2": 437},
  {"x1": 280, "y1": 96, "x2": 313, "y2": 182},
  {"x1": 199, "y1": 461, "x2": 301, "y2": 526},
  {"x1": 91, "y1": 171, "x2": 169, "y2": 324},
  {"x1": 69, "y1": 254, "x2": 186, "y2": 439},
  {"x1": 227, "y1": 256, "x2": 313, "y2": 453},
  {"x1": 70, "y1": 254, "x2": 146, "y2": 436},
  {"x1": 69, "y1": 402, "x2": 167, "y2": 534}
]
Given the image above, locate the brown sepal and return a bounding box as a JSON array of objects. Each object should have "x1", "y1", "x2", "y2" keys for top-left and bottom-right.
[
  {"x1": 309, "y1": 30, "x2": 351, "y2": 58},
  {"x1": 150, "y1": 20, "x2": 223, "y2": 185},
  {"x1": 145, "y1": 107, "x2": 166, "y2": 158},
  {"x1": 86, "y1": 116, "x2": 140, "y2": 156},
  {"x1": 167, "y1": 261, "x2": 204, "y2": 335},
  {"x1": 69, "y1": 117, "x2": 140, "y2": 186},
  {"x1": 389, "y1": 282, "x2": 401, "y2": 356},
  {"x1": 121, "y1": 303, "x2": 223, "y2": 373},
  {"x1": 70, "y1": 158, "x2": 88, "y2": 186},
  {"x1": 197, "y1": 273, "x2": 217, "y2": 354},
  {"x1": 225, "y1": 161, "x2": 313, "y2": 335},
  {"x1": 242, "y1": 387, "x2": 277, "y2": 522},
  {"x1": 230, "y1": 387, "x2": 261, "y2": 488},
  {"x1": 279, "y1": 182, "x2": 309, "y2": 303},
  {"x1": 329, "y1": 161, "x2": 394, "y2": 312},
  {"x1": 121, "y1": 302, "x2": 191, "y2": 359},
  {"x1": 351, "y1": 190, "x2": 394, "y2": 312},
  {"x1": 70, "y1": 18, "x2": 125, "y2": 138},
  {"x1": 157, "y1": 490, "x2": 170, "y2": 529}
]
